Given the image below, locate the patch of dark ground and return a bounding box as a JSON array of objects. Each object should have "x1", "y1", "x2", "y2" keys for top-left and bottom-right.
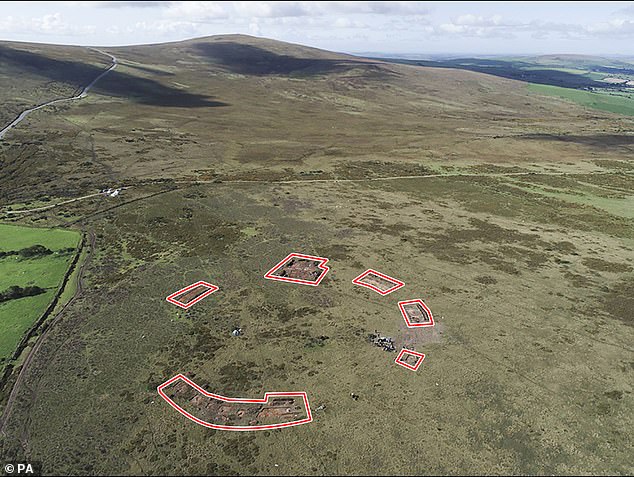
[
  {"x1": 334, "y1": 160, "x2": 433, "y2": 180},
  {"x1": 0, "y1": 139, "x2": 106, "y2": 205},
  {"x1": 563, "y1": 271, "x2": 595, "y2": 289},
  {"x1": 583, "y1": 257, "x2": 633, "y2": 273},
  {"x1": 412, "y1": 218, "x2": 568, "y2": 274},
  {"x1": 317, "y1": 244, "x2": 355, "y2": 261},
  {"x1": 222, "y1": 433, "x2": 260, "y2": 470},
  {"x1": 112, "y1": 202, "x2": 242, "y2": 259},
  {"x1": 521, "y1": 134, "x2": 634, "y2": 150},
  {"x1": 601, "y1": 277, "x2": 634, "y2": 326}
]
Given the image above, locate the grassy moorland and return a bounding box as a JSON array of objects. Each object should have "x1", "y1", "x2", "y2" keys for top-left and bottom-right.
[{"x1": 0, "y1": 35, "x2": 632, "y2": 475}]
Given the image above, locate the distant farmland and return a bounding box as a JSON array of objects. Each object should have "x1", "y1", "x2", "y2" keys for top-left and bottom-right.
[{"x1": 528, "y1": 83, "x2": 634, "y2": 116}]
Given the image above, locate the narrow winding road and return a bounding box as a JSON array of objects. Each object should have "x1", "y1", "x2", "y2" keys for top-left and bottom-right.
[{"x1": 0, "y1": 48, "x2": 117, "y2": 140}]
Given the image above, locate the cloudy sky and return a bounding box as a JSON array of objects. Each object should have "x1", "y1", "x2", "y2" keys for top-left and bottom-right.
[{"x1": 2, "y1": 1, "x2": 634, "y2": 56}]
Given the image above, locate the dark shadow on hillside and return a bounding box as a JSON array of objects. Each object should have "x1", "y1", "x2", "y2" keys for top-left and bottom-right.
[
  {"x1": 0, "y1": 45, "x2": 227, "y2": 108},
  {"x1": 192, "y1": 42, "x2": 374, "y2": 77},
  {"x1": 521, "y1": 133, "x2": 634, "y2": 149}
]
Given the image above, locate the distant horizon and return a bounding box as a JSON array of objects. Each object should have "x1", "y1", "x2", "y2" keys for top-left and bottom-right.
[
  {"x1": 352, "y1": 51, "x2": 634, "y2": 60},
  {"x1": 2, "y1": 32, "x2": 633, "y2": 63},
  {"x1": 2, "y1": 2, "x2": 634, "y2": 56}
]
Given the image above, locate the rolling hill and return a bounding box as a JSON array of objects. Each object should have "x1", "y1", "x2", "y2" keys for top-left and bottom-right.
[
  {"x1": 0, "y1": 35, "x2": 632, "y2": 476},
  {"x1": 1, "y1": 34, "x2": 632, "y2": 204}
]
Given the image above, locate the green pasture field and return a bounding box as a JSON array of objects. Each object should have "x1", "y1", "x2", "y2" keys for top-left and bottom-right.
[
  {"x1": 0, "y1": 224, "x2": 80, "y2": 364},
  {"x1": 528, "y1": 83, "x2": 634, "y2": 116}
]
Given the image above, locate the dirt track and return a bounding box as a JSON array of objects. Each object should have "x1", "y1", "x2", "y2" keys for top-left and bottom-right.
[{"x1": 3, "y1": 169, "x2": 631, "y2": 217}]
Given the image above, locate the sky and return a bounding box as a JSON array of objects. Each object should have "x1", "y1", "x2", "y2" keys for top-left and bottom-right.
[{"x1": 1, "y1": 1, "x2": 634, "y2": 56}]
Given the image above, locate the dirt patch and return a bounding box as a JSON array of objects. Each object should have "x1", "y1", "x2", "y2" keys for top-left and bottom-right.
[
  {"x1": 602, "y1": 278, "x2": 634, "y2": 326},
  {"x1": 270, "y1": 256, "x2": 325, "y2": 282},
  {"x1": 396, "y1": 321, "x2": 444, "y2": 349},
  {"x1": 172, "y1": 284, "x2": 213, "y2": 305}
]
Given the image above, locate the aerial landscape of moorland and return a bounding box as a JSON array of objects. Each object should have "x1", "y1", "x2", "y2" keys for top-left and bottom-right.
[{"x1": 0, "y1": 5, "x2": 632, "y2": 475}]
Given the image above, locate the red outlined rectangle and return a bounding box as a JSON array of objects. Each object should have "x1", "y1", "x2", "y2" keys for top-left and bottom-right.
[
  {"x1": 264, "y1": 252, "x2": 330, "y2": 286},
  {"x1": 166, "y1": 281, "x2": 219, "y2": 309},
  {"x1": 352, "y1": 269, "x2": 404, "y2": 296},
  {"x1": 157, "y1": 374, "x2": 313, "y2": 431},
  {"x1": 398, "y1": 299, "x2": 435, "y2": 328},
  {"x1": 395, "y1": 348, "x2": 425, "y2": 371}
]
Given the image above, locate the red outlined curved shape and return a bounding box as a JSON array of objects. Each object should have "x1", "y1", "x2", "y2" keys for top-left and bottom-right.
[
  {"x1": 352, "y1": 269, "x2": 404, "y2": 296},
  {"x1": 264, "y1": 252, "x2": 330, "y2": 286},
  {"x1": 166, "y1": 281, "x2": 219, "y2": 309},
  {"x1": 157, "y1": 374, "x2": 313, "y2": 431},
  {"x1": 398, "y1": 299, "x2": 435, "y2": 328},
  {"x1": 395, "y1": 348, "x2": 425, "y2": 371}
]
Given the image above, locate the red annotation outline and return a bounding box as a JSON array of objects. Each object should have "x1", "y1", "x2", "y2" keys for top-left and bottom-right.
[
  {"x1": 264, "y1": 252, "x2": 330, "y2": 286},
  {"x1": 395, "y1": 348, "x2": 425, "y2": 371},
  {"x1": 352, "y1": 269, "x2": 405, "y2": 296},
  {"x1": 398, "y1": 298, "x2": 435, "y2": 328},
  {"x1": 157, "y1": 374, "x2": 313, "y2": 431},
  {"x1": 166, "y1": 281, "x2": 219, "y2": 309}
]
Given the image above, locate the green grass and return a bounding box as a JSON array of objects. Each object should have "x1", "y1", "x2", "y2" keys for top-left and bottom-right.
[
  {"x1": 0, "y1": 224, "x2": 80, "y2": 363},
  {"x1": 522, "y1": 66, "x2": 590, "y2": 75},
  {"x1": 0, "y1": 224, "x2": 79, "y2": 252},
  {"x1": 512, "y1": 183, "x2": 634, "y2": 219},
  {"x1": 528, "y1": 83, "x2": 634, "y2": 116}
]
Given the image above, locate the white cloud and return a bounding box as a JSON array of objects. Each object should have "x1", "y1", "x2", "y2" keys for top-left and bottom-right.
[
  {"x1": 164, "y1": 1, "x2": 231, "y2": 21},
  {"x1": 4, "y1": 2, "x2": 633, "y2": 53},
  {"x1": 436, "y1": 14, "x2": 520, "y2": 38},
  {"x1": 323, "y1": 1, "x2": 430, "y2": 15},
  {"x1": 0, "y1": 12, "x2": 96, "y2": 37},
  {"x1": 161, "y1": 1, "x2": 431, "y2": 22},
  {"x1": 64, "y1": 1, "x2": 175, "y2": 8},
  {"x1": 454, "y1": 14, "x2": 505, "y2": 27},
  {"x1": 332, "y1": 17, "x2": 367, "y2": 29},
  {"x1": 585, "y1": 18, "x2": 634, "y2": 37},
  {"x1": 248, "y1": 21, "x2": 262, "y2": 36}
]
